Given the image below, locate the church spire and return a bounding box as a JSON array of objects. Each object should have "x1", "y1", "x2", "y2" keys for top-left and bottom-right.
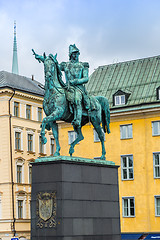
[{"x1": 12, "y1": 21, "x2": 19, "y2": 74}]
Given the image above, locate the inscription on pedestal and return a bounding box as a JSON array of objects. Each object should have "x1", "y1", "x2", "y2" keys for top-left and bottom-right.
[{"x1": 36, "y1": 192, "x2": 56, "y2": 228}]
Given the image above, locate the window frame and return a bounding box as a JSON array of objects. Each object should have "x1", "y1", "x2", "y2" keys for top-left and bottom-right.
[
  {"x1": 153, "y1": 152, "x2": 160, "y2": 179},
  {"x1": 16, "y1": 158, "x2": 24, "y2": 184},
  {"x1": 115, "y1": 95, "x2": 125, "y2": 106},
  {"x1": 39, "y1": 136, "x2": 44, "y2": 154},
  {"x1": 121, "y1": 155, "x2": 134, "y2": 181},
  {"x1": 14, "y1": 101, "x2": 19, "y2": 117},
  {"x1": 155, "y1": 196, "x2": 160, "y2": 217},
  {"x1": 17, "y1": 165, "x2": 22, "y2": 183},
  {"x1": 16, "y1": 192, "x2": 27, "y2": 219},
  {"x1": 15, "y1": 131, "x2": 21, "y2": 150},
  {"x1": 122, "y1": 197, "x2": 135, "y2": 217},
  {"x1": 27, "y1": 134, "x2": 33, "y2": 152},
  {"x1": 18, "y1": 200, "x2": 23, "y2": 219},
  {"x1": 152, "y1": 121, "x2": 160, "y2": 136},
  {"x1": 26, "y1": 104, "x2": 31, "y2": 120},
  {"x1": 120, "y1": 124, "x2": 133, "y2": 139},
  {"x1": 14, "y1": 127, "x2": 23, "y2": 151},
  {"x1": 38, "y1": 107, "x2": 42, "y2": 122},
  {"x1": 29, "y1": 165, "x2": 32, "y2": 184}
]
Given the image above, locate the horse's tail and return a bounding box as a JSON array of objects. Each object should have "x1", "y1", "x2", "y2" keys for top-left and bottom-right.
[{"x1": 95, "y1": 96, "x2": 111, "y2": 134}]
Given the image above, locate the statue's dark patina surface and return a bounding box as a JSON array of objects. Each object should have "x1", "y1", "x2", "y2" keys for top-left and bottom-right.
[{"x1": 32, "y1": 45, "x2": 110, "y2": 160}]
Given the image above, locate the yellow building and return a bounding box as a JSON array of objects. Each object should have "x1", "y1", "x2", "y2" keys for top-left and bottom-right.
[
  {"x1": 1, "y1": 51, "x2": 160, "y2": 240},
  {"x1": 58, "y1": 55, "x2": 160, "y2": 239},
  {"x1": 0, "y1": 71, "x2": 55, "y2": 240}
]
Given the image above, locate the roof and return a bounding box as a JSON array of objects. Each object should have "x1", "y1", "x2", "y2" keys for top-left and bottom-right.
[
  {"x1": 0, "y1": 71, "x2": 44, "y2": 97},
  {"x1": 87, "y1": 55, "x2": 160, "y2": 109}
]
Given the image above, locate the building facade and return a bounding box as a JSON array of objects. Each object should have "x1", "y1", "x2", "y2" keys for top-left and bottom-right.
[
  {"x1": 0, "y1": 54, "x2": 160, "y2": 239},
  {"x1": 58, "y1": 55, "x2": 160, "y2": 239},
  {"x1": 0, "y1": 71, "x2": 55, "y2": 240}
]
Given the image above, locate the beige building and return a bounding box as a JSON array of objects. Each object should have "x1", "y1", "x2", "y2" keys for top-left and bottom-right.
[{"x1": 0, "y1": 71, "x2": 55, "y2": 240}]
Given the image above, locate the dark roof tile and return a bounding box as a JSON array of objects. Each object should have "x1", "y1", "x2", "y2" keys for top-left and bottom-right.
[
  {"x1": 0, "y1": 71, "x2": 44, "y2": 96},
  {"x1": 87, "y1": 55, "x2": 160, "y2": 108}
]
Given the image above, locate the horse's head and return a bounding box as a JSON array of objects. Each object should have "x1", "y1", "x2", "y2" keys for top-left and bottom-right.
[{"x1": 44, "y1": 54, "x2": 58, "y2": 79}]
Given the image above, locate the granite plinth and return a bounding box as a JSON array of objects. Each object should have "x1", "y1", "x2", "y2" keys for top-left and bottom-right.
[{"x1": 31, "y1": 156, "x2": 121, "y2": 240}]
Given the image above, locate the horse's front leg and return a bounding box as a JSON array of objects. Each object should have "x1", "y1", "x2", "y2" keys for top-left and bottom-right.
[
  {"x1": 40, "y1": 119, "x2": 48, "y2": 144},
  {"x1": 50, "y1": 122, "x2": 61, "y2": 157},
  {"x1": 40, "y1": 107, "x2": 64, "y2": 145}
]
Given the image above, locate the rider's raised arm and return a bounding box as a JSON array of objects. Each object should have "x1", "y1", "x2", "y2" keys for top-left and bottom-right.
[{"x1": 32, "y1": 49, "x2": 45, "y2": 63}]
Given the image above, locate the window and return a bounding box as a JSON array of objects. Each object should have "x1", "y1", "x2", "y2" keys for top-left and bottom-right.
[
  {"x1": 115, "y1": 95, "x2": 125, "y2": 105},
  {"x1": 26, "y1": 105, "x2": 31, "y2": 120},
  {"x1": 153, "y1": 153, "x2": 160, "y2": 178},
  {"x1": 15, "y1": 132, "x2": 21, "y2": 150},
  {"x1": 16, "y1": 192, "x2": 26, "y2": 219},
  {"x1": 121, "y1": 155, "x2": 134, "y2": 180},
  {"x1": 155, "y1": 196, "x2": 160, "y2": 216},
  {"x1": 14, "y1": 127, "x2": 23, "y2": 151},
  {"x1": 93, "y1": 129, "x2": 105, "y2": 142},
  {"x1": 16, "y1": 159, "x2": 24, "y2": 183},
  {"x1": 152, "y1": 121, "x2": 160, "y2": 136},
  {"x1": 29, "y1": 166, "x2": 32, "y2": 184},
  {"x1": 18, "y1": 200, "x2": 23, "y2": 219},
  {"x1": 17, "y1": 165, "x2": 22, "y2": 183},
  {"x1": 50, "y1": 138, "x2": 55, "y2": 155},
  {"x1": 27, "y1": 129, "x2": 35, "y2": 153},
  {"x1": 28, "y1": 134, "x2": 33, "y2": 152},
  {"x1": 39, "y1": 136, "x2": 44, "y2": 154},
  {"x1": 38, "y1": 107, "x2": 42, "y2": 121},
  {"x1": 68, "y1": 131, "x2": 77, "y2": 144},
  {"x1": 120, "y1": 124, "x2": 132, "y2": 139},
  {"x1": 14, "y1": 102, "x2": 19, "y2": 117},
  {"x1": 122, "y1": 197, "x2": 135, "y2": 217}
]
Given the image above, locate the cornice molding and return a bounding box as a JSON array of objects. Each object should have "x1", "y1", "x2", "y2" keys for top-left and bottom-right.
[{"x1": 0, "y1": 88, "x2": 43, "y2": 102}]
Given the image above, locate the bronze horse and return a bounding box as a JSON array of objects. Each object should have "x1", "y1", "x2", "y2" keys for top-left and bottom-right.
[{"x1": 33, "y1": 51, "x2": 110, "y2": 160}]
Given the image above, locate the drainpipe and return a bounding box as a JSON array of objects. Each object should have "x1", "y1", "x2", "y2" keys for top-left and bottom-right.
[{"x1": 8, "y1": 88, "x2": 16, "y2": 236}]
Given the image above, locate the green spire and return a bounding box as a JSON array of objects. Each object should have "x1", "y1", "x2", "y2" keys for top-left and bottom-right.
[{"x1": 12, "y1": 21, "x2": 19, "y2": 75}]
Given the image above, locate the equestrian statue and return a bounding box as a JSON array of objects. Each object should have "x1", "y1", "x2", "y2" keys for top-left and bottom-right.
[{"x1": 32, "y1": 44, "x2": 110, "y2": 160}]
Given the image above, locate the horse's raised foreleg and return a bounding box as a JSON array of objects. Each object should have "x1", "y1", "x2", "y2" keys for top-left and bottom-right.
[
  {"x1": 69, "y1": 126, "x2": 84, "y2": 156},
  {"x1": 40, "y1": 107, "x2": 64, "y2": 145},
  {"x1": 50, "y1": 122, "x2": 61, "y2": 156}
]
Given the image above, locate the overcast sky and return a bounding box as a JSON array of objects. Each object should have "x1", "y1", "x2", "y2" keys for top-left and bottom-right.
[{"x1": 0, "y1": 0, "x2": 160, "y2": 84}]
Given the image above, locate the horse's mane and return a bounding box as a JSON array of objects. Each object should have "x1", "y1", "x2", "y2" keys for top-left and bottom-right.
[{"x1": 49, "y1": 54, "x2": 67, "y2": 89}]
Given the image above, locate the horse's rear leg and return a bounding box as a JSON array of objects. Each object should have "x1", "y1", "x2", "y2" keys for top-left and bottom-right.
[
  {"x1": 69, "y1": 126, "x2": 84, "y2": 156},
  {"x1": 92, "y1": 122, "x2": 106, "y2": 160}
]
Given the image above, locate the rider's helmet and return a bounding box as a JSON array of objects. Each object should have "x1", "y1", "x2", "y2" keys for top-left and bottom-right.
[{"x1": 69, "y1": 44, "x2": 80, "y2": 59}]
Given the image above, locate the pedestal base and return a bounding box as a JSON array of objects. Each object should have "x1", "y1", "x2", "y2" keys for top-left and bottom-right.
[{"x1": 31, "y1": 156, "x2": 121, "y2": 240}]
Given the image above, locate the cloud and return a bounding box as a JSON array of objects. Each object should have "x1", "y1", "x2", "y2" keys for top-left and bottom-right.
[{"x1": 1, "y1": 0, "x2": 160, "y2": 83}]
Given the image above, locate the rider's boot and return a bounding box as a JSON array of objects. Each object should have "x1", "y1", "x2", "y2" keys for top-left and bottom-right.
[{"x1": 73, "y1": 106, "x2": 82, "y2": 127}]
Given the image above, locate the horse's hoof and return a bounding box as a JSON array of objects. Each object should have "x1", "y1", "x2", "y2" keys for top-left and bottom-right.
[
  {"x1": 53, "y1": 152, "x2": 60, "y2": 157},
  {"x1": 69, "y1": 146, "x2": 74, "y2": 155},
  {"x1": 100, "y1": 155, "x2": 106, "y2": 160}
]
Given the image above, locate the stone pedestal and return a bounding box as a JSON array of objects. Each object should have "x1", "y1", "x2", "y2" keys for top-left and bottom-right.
[{"x1": 31, "y1": 156, "x2": 121, "y2": 240}]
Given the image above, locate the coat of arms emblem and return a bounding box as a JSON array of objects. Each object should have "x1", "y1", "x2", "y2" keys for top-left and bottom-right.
[{"x1": 36, "y1": 192, "x2": 56, "y2": 228}]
